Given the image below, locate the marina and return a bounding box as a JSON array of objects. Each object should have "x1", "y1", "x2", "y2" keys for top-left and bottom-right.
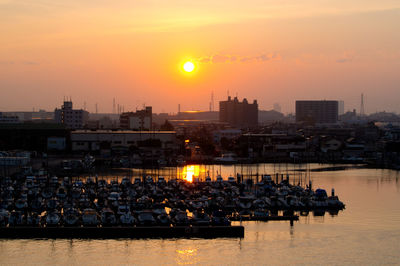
[
  {"x1": 0, "y1": 164, "x2": 399, "y2": 265},
  {"x1": 0, "y1": 163, "x2": 345, "y2": 239}
]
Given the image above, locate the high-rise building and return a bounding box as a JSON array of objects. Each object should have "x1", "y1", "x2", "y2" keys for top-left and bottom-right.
[
  {"x1": 54, "y1": 101, "x2": 89, "y2": 129},
  {"x1": 338, "y1": 101, "x2": 345, "y2": 115},
  {"x1": 219, "y1": 96, "x2": 258, "y2": 128},
  {"x1": 120, "y1": 106, "x2": 152, "y2": 130},
  {"x1": 296, "y1": 100, "x2": 338, "y2": 124}
]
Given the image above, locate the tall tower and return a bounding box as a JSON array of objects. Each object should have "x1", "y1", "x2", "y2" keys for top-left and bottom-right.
[{"x1": 360, "y1": 93, "x2": 365, "y2": 116}]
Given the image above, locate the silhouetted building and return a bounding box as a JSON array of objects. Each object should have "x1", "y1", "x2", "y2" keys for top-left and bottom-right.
[
  {"x1": 71, "y1": 130, "x2": 176, "y2": 151},
  {"x1": 120, "y1": 107, "x2": 152, "y2": 130},
  {"x1": 0, "y1": 123, "x2": 69, "y2": 151},
  {"x1": 338, "y1": 101, "x2": 345, "y2": 115},
  {"x1": 219, "y1": 96, "x2": 258, "y2": 128},
  {"x1": 0, "y1": 112, "x2": 20, "y2": 124},
  {"x1": 54, "y1": 101, "x2": 89, "y2": 129},
  {"x1": 258, "y1": 110, "x2": 285, "y2": 124},
  {"x1": 296, "y1": 100, "x2": 338, "y2": 124}
]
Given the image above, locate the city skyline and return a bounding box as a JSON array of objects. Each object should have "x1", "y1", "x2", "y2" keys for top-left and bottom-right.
[
  {"x1": 0, "y1": 95, "x2": 392, "y2": 116},
  {"x1": 1, "y1": 0, "x2": 400, "y2": 114}
]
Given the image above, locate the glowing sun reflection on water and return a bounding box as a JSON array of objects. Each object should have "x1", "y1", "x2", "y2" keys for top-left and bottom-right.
[
  {"x1": 182, "y1": 165, "x2": 201, "y2": 183},
  {"x1": 176, "y1": 248, "x2": 198, "y2": 265}
]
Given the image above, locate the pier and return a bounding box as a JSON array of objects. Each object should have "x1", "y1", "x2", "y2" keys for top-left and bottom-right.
[
  {"x1": 231, "y1": 215, "x2": 299, "y2": 222},
  {"x1": 0, "y1": 226, "x2": 244, "y2": 239}
]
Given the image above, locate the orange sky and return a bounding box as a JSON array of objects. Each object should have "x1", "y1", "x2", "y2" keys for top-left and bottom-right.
[{"x1": 1, "y1": 0, "x2": 399, "y2": 114}]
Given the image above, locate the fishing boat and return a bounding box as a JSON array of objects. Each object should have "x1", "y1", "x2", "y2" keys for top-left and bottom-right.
[
  {"x1": 46, "y1": 210, "x2": 61, "y2": 226},
  {"x1": 172, "y1": 210, "x2": 190, "y2": 226},
  {"x1": 41, "y1": 187, "x2": 54, "y2": 199},
  {"x1": 137, "y1": 210, "x2": 157, "y2": 226},
  {"x1": 26, "y1": 212, "x2": 40, "y2": 226},
  {"x1": 9, "y1": 210, "x2": 24, "y2": 226},
  {"x1": 82, "y1": 208, "x2": 99, "y2": 226},
  {"x1": 63, "y1": 208, "x2": 81, "y2": 226},
  {"x1": 15, "y1": 198, "x2": 28, "y2": 210},
  {"x1": 156, "y1": 213, "x2": 171, "y2": 226},
  {"x1": 101, "y1": 208, "x2": 117, "y2": 226},
  {"x1": 0, "y1": 209, "x2": 10, "y2": 226},
  {"x1": 191, "y1": 210, "x2": 210, "y2": 226},
  {"x1": 56, "y1": 187, "x2": 67, "y2": 200},
  {"x1": 120, "y1": 212, "x2": 136, "y2": 225},
  {"x1": 211, "y1": 210, "x2": 231, "y2": 226}
]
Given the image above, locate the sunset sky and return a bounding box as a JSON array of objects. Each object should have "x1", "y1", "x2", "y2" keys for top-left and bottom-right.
[{"x1": 1, "y1": 0, "x2": 399, "y2": 114}]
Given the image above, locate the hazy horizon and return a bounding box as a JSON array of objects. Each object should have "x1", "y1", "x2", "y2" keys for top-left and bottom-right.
[{"x1": 1, "y1": 0, "x2": 399, "y2": 114}]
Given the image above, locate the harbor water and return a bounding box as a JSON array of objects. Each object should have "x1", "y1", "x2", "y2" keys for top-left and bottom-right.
[{"x1": 1, "y1": 164, "x2": 400, "y2": 265}]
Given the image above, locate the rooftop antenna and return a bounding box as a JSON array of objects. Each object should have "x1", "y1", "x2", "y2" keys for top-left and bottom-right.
[
  {"x1": 84, "y1": 101, "x2": 86, "y2": 111},
  {"x1": 113, "y1": 98, "x2": 116, "y2": 114},
  {"x1": 360, "y1": 93, "x2": 365, "y2": 116},
  {"x1": 95, "y1": 103, "x2": 98, "y2": 114}
]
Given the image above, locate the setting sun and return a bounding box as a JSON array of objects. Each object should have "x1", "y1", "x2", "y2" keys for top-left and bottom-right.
[{"x1": 183, "y1": 61, "x2": 195, "y2": 73}]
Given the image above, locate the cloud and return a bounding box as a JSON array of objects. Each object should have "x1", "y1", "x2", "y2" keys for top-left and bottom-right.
[
  {"x1": 196, "y1": 52, "x2": 281, "y2": 64},
  {"x1": 198, "y1": 57, "x2": 210, "y2": 63},
  {"x1": 211, "y1": 54, "x2": 230, "y2": 63},
  {"x1": 336, "y1": 53, "x2": 354, "y2": 63},
  {"x1": 0, "y1": 61, "x2": 14, "y2": 65},
  {"x1": 0, "y1": 60, "x2": 40, "y2": 65},
  {"x1": 256, "y1": 54, "x2": 268, "y2": 61},
  {"x1": 336, "y1": 58, "x2": 351, "y2": 63},
  {"x1": 22, "y1": 61, "x2": 40, "y2": 65},
  {"x1": 240, "y1": 56, "x2": 252, "y2": 62}
]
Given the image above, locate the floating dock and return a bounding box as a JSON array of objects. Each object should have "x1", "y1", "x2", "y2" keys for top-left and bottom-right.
[
  {"x1": 0, "y1": 226, "x2": 244, "y2": 239},
  {"x1": 230, "y1": 215, "x2": 299, "y2": 222}
]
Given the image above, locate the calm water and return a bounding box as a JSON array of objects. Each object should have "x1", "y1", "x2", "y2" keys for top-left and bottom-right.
[{"x1": 1, "y1": 164, "x2": 400, "y2": 265}]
